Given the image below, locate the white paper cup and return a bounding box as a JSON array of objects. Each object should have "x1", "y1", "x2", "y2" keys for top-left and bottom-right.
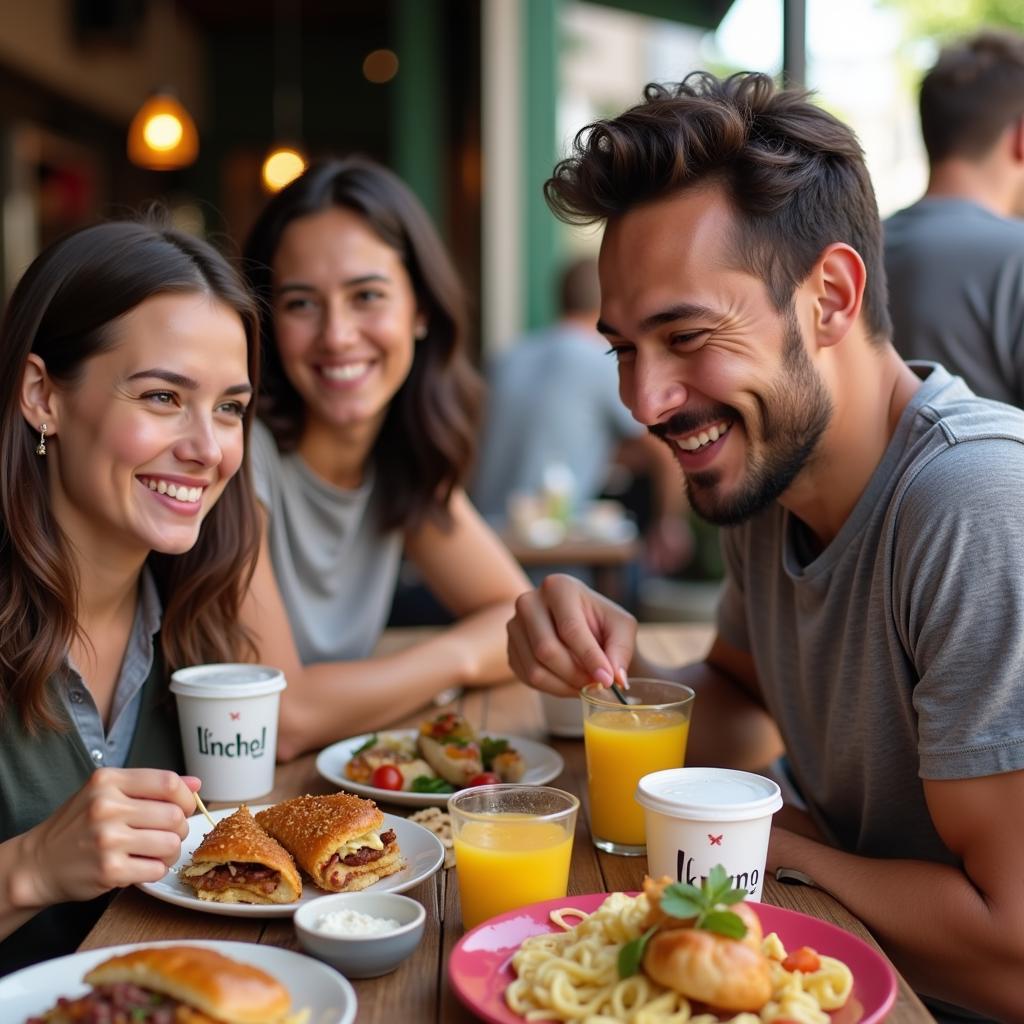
[
  {"x1": 539, "y1": 692, "x2": 584, "y2": 738},
  {"x1": 635, "y1": 767, "x2": 783, "y2": 901},
  {"x1": 169, "y1": 664, "x2": 286, "y2": 802}
]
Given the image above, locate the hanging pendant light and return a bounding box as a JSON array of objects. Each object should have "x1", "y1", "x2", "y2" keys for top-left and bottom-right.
[
  {"x1": 261, "y1": 0, "x2": 307, "y2": 192},
  {"x1": 126, "y1": 3, "x2": 198, "y2": 171},
  {"x1": 127, "y1": 89, "x2": 199, "y2": 171},
  {"x1": 262, "y1": 146, "x2": 307, "y2": 192}
]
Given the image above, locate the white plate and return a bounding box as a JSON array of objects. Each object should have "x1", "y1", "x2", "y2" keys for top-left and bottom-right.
[
  {"x1": 0, "y1": 939, "x2": 356, "y2": 1024},
  {"x1": 138, "y1": 804, "x2": 444, "y2": 918},
  {"x1": 316, "y1": 730, "x2": 565, "y2": 808}
]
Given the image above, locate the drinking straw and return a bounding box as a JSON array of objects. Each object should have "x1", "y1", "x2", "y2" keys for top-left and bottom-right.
[{"x1": 610, "y1": 666, "x2": 630, "y2": 705}]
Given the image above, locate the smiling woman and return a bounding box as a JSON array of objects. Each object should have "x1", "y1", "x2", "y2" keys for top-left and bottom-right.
[
  {"x1": 0, "y1": 220, "x2": 262, "y2": 976},
  {"x1": 35, "y1": 293, "x2": 252, "y2": 563},
  {"x1": 240, "y1": 158, "x2": 530, "y2": 758}
]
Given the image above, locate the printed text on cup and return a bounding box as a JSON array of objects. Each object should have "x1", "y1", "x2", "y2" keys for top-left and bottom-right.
[{"x1": 196, "y1": 725, "x2": 268, "y2": 759}]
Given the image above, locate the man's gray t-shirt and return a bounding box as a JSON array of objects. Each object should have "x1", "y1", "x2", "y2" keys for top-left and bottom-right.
[
  {"x1": 472, "y1": 323, "x2": 644, "y2": 520},
  {"x1": 250, "y1": 420, "x2": 403, "y2": 663},
  {"x1": 885, "y1": 198, "x2": 1024, "y2": 406},
  {"x1": 717, "y1": 364, "x2": 1024, "y2": 863}
]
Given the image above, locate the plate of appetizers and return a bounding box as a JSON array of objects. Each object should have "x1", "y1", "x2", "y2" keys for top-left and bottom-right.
[
  {"x1": 316, "y1": 711, "x2": 564, "y2": 808},
  {"x1": 448, "y1": 892, "x2": 897, "y2": 1024},
  {"x1": 138, "y1": 797, "x2": 444, "y2": 918},
  {"x1": 6, "y1": 940, "x2": 355, "y2": 1024}
]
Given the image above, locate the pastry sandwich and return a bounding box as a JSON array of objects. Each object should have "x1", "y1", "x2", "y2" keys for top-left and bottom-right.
[
  {"x1": 25, "y1": 945, "x2": 307, "y2": 1023},
  {"x1": 181, "y1": 805, "x2": 302, "y2": 905},
  {"x1": 255, "y1": 793, "x2": 402, "y2": 893}
]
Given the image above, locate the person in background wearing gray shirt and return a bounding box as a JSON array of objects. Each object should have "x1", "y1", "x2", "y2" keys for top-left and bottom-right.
[
  {"x1": 473, "y1": 257, "x2": 691, "y2": 577},
  {"x1": 507, "y1": 71, "x2": 1024, "y2": 1022},
  {"x1": 885, "y1": 30, "x2": 1024, "y2": 406}
]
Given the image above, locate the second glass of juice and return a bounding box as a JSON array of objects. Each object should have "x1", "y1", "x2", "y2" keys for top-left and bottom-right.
[
  {"x1": 449, "y1": 784, "x2": 579, "y2": 930},
  {"x1": 581, "y1": 678, "x2": 695, "y2": 855}
]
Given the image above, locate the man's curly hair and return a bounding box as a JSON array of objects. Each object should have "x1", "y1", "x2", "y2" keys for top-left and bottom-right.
[{"x1": 545, "y1": 71, "x2": 891, "y2": 343}]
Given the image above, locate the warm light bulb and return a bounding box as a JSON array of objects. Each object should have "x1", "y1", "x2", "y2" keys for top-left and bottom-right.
[
  {"x1": 143, "y1": 113, "x2": 184, "y2": 151},
  {"x1": 127, "y1": 91, "x2": 199, "y2": 170},
  {"x1": 261, "y1": 147, "x2": 307, "y2": 192}
]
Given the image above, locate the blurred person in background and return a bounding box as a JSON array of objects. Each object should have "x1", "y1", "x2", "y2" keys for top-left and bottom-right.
[
  {"x1": 507, "y1": 70, "x2": 1024, "y2": 1023},
  {"x1": 242, "y1": 158, "x2": 529, "y2": 761},
  {"x1": 472, "y1": 256, "x2": 692, "y2": 577},
  {"x1": 885, "y1": 29, "x2": 1024, "y2": 406},
  {"x1": 0, "y1": 221, "x2": 261, "y2": 972}
]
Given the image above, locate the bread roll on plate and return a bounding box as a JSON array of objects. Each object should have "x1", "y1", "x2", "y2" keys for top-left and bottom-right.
[
  {"x1": 25, "y1": 945, "x2": 307, "y2": 1023},
  {"x1": 256, "y1": 793, "x2": 403, "y2": 892},
  {"x1": 180, "y1": 805, "x2": 302, "y2": 905}
]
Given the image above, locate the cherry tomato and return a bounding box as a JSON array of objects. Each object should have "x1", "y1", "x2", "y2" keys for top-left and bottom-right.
[
  {"x1": 431, "y1": 712, "x2": 458, "y2": 737},
  {"x1": 782, "y1": 946, "x2": 821, "y2": 974},
  {"x1": 467, "y1": 772, "x2": 501, "y2": 787},
  {"x1": 371, "y1": 764, "x2": 404, "y2": 791}
]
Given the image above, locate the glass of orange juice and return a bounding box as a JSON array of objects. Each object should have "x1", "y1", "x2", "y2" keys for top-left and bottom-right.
[
  {"x1": 449, "y1": 784, "x2": 579, "y2": 930},
  {"x1": 581, "y1": 678, "x2": 695, "y2": 855}
]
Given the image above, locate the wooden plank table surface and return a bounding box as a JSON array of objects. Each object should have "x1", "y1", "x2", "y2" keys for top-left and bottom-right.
[{"x1": 79, "y1": 624, "x2": 934, "y2": 1023}]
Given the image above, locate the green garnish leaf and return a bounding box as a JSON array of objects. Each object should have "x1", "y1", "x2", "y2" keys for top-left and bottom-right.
[
  {"x1": 353, "y1": 733, "x2": 378, "y2": 755},
  {"x1": 410, "y1": 775, "x2": 456, "y2": 794},
  {"x1": 659, "y1": 887, "x2": 704, "y2": 919},
  {"x1": 617, "y1": 925, "x2": 657, "y2": 978},
  {"x1": 705, "y1": 864, "x2": 732, "y2": 901},
  {"x1": 717, "y1": 887, "x2": 747, "y2": 907},
  {"x1": 701, "y1": 909, "x2": 749, "y2": 939},
  {"x1": 480, "y1": 736, "x2": 510, "y2": 767},
  {"x1": 657, "y1": 865, "x2": 749, "y2": 939}
]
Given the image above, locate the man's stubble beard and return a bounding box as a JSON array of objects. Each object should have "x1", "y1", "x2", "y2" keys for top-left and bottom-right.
[{"x1": 682, "y1": 312, "x2": 833, "y2": 527}]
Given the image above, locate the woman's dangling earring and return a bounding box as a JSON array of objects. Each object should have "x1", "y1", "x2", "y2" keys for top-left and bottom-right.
[{"x1": 35, "y1": 423, "x2": 47, "y2": 456}]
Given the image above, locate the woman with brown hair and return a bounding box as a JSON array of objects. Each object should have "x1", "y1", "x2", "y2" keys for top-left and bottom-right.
[
  {"x1": 0, "y1": 220, "x2": 261, "y2": 971},
  {"x1": 242, "y1": 157, "x2": 528, "y2": 760}
]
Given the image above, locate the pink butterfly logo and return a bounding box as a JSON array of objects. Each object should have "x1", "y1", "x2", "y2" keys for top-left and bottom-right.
[
  {"x1": 230, "y1": 711, "x2": 241, "y2": 720},
  {"x1": 708, "y1": 833, "x2": 723, "y2": 845}
]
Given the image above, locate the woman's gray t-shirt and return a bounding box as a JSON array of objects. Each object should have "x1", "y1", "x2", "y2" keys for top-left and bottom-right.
[{"x1": 250, "y1": 420, "x2": 403, "y2": 663}]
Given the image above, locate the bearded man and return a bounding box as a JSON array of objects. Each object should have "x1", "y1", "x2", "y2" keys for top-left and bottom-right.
[{"x1": 507, "y1": 71, "x2": 1024, "y2": 1024}]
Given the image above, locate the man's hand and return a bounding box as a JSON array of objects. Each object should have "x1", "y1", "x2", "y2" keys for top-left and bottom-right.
[{"x1": 507, "y1": 573, "x2": 637, "y2": 695}]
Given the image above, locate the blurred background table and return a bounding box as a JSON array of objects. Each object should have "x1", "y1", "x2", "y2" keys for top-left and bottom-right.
[
  {"x1": 79, "y1": 624, "x2": 934, "y2": 1023},
  {"x1": 500, "y1": 529, "x2": 641, "y2": 605}
]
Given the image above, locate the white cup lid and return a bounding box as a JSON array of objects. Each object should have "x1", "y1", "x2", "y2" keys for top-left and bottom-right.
[
  {"x1": 635, "y1": 767, "x2": 782, "y2": 822},
  {"x1": 169, "y1": 663, "x2": 286, "y2": 699}
]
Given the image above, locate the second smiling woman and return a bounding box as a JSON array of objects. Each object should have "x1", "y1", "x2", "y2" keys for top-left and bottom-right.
[{"x1": 242, "y1": 157, "x2": 529, "y2": 761}]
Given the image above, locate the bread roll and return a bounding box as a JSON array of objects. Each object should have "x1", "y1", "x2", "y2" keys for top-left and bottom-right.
[
  {"x1": 84, "y1": 945, "x2": 299, "y2": 1023},
  {"x1": 255, "y1": 793, "x2": 403, "y2": 892},
  {"x1": 181, "y1": 806, "x2": 302, "y2": 905}
]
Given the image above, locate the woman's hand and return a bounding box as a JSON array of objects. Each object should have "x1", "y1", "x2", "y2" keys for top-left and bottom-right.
[
  {"x1": 9, "y1": 768, "x2": 200, "y2": 910},
  {"x1": 506, "y1": 573, "x2": 638, "y2": 696}
]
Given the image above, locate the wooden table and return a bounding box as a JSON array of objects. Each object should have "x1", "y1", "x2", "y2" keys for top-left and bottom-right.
[{"x1": 80, "y1": 625, "x2": 934, "y2": 1023}]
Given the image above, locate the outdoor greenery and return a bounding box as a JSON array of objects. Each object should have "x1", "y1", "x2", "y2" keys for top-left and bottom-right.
[{"x1": 884, "y1": 0, "x2": 1024, "y2": 40}]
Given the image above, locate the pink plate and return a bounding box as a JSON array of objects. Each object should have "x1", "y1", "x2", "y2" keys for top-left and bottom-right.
[{"x1": 448, "y1": 893, "x2": 897, "y2": 1024}]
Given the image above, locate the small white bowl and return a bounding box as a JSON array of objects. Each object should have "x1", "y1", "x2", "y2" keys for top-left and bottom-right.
[{"x1": 293, "y1": 892, "x2": 426, "y2": 978}]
